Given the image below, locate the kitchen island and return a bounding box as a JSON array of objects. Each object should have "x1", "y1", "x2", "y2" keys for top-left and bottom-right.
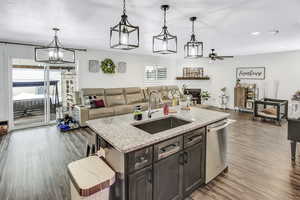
[{"x1": 87, "y1": 106, "x2": 230, "y2": 200}]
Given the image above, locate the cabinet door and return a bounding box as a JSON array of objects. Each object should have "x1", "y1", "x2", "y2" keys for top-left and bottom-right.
[
  {"x1": 235, "y1": 87, "x2": 246, "y2": 108},
  {"x1": 128, "y1": 166, "x2": 153, "y2": 200},
  {"x1": 183, "y1": 142, "x2": 205, "y2": 196},
  {"x1": 154, "y1": 152, "x2": 183, "y2": 200}
]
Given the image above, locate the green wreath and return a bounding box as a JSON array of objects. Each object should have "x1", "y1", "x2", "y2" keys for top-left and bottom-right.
[{"x1": 101, "y1": 58, "x2": 116, "y2": 74}]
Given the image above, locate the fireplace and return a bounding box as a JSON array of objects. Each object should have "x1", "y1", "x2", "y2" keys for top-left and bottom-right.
[{"x1": 184, "y1": 89, "x2": 201, "y2": 104}]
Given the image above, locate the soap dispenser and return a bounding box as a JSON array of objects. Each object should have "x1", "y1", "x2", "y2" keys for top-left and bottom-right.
[{"x1": 163, "y1": 103, "x2": 169, "y2": 115}]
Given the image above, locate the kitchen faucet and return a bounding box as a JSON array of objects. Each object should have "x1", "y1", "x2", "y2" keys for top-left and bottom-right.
[{"x1": 148, "y1": 90, "x2": 163, "y2": 118}]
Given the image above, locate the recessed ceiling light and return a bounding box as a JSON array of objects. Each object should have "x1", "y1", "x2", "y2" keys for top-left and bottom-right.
[
  {"x1": 269, "y1": 30, "x2": 280, "y2": 35},
  {"x1": 251, "y1": 32, "x2": 261, "y2": 36}
]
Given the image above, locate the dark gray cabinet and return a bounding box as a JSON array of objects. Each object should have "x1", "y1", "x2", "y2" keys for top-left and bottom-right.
[
  {"x1": 126, "y1": 129, "x2": 206, "y2": 200},
  {"x1": 153, "y1": 152, "x2": 183, "y2": 200},
  {"x1": 183, "y1": 142, "x2": 205, "y2": 196},
  {"x1": 128, "y1": 165, "x2": 153, "y2": 200}
]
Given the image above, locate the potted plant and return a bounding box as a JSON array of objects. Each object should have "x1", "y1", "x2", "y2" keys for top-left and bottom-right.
[{"x1": 201, "y1": 90, "x2": 211, "y2": 105}]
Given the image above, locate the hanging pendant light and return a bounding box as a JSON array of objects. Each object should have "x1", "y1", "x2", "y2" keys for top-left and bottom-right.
[
  {"x1": 184, "y1": 17, "x2": 203, "y2": 59},
  {"x1": 35, "y1": 28, "x2": 75, "y2": 64},
  {"x1": 153, "y1": 5, "x2": 177, "y2": 54},
  {"x1": 110, "y1": 0, "x2": 139, "y2": 50}
]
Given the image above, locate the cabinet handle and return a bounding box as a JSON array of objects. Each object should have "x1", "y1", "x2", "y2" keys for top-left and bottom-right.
[
  {"x1": 147, "y1": 169, "x2": 152, "y2": 183},
  {"x1": 184, "y1": 152, "x2": 188, "y2": 164},
  {"x1": 188, "y1": 134, "x2": 202, "y2": 142},
  {"x1": 161, "y1": 143, "x2": 177, "y2": 152},
  {"x1": 135, "y1": 158, "x2": 148, "y2": 168},
  {"x1": 179, "y1": 153, "x2": 184, "y2": 165}
]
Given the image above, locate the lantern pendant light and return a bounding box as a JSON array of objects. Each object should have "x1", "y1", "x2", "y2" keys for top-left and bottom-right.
[
  {"x1": 153, "y1": 5, "x2": 177, "y2": 54},
  {"x1": 110, "y1": 0, "x2": 139, "y2": 50},
  {"x1": 35, "y1": 28, "x2": 75, "y2": 64},
  {"x1": 184, "y1": 17, "x2": 203, "y2": 58}
]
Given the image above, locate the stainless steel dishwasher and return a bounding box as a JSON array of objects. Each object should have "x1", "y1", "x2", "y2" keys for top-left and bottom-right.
[{"x1": 205, "y1": 119, "x2": 231, "y2": 183}]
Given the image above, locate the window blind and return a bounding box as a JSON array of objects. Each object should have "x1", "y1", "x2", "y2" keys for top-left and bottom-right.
[{"x1": 144, "y1": 66, "x2": 167, "y2": 81}]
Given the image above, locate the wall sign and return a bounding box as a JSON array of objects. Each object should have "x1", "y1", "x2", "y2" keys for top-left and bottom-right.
[{"x1": 236, "y1": 67, "x2": 265, "y2": 80}]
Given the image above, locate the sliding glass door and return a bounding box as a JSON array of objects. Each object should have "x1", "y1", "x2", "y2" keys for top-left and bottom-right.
[
  {"x1": 11, "y1": 62, "x2": 74, "y2": 129},
  {"x1": 12, "y1": 66, "x2": 47, "y2": 127},
  {"x1": 48, "y1": 68, "x2": 63, "y2": 122}
]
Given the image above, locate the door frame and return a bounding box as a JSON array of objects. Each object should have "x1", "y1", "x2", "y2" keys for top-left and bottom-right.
[{"x1": 9, "y1": 61, "x2": 55, "y2": 130}]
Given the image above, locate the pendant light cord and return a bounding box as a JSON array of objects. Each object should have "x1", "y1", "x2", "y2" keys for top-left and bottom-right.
[
  {"x1": 53, "y1": 28, "x2": 59, "y2": 47},
  {"x1": 123, "y1": 0, "x2": 126, "y2": 14},
  {"x1": 163, "y1": 8, "x2": 167, "y2": 27},
  {"x1": 192, "y1": 20, "x2": 195, "y2": 34}
]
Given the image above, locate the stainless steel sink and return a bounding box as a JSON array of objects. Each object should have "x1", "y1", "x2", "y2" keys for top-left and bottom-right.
[{"x1": 133, "y1": 116, "x2": 191, "y2": 134}]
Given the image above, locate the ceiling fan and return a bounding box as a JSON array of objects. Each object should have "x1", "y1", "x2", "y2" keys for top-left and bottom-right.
[{"x1": 207, "y1": 49, "x2": 234, "y2": 61}]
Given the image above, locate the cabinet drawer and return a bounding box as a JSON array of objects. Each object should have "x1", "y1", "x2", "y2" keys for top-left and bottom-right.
[
  {"x1": 154, "y1": 136, "x2": 183, "y2": 161},
  {"x1": 127, "y1": 146, "x2": 153, "y2": 173},
  {"x1": 184, "y1": 128, "x2": 205, "y2": 148}
]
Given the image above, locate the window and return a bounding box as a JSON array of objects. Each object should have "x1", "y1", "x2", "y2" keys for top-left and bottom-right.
[{"x1": 144, "y1": 66, "x2": 167, "y2": 81}]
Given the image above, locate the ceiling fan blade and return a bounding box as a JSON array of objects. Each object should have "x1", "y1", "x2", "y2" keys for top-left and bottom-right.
[
  {"x1": 220, "y1": 56, "x2": 234, "y2": 58},
  {"x1": 216, "y1": 56, "x2": 224, "y2": 60}
]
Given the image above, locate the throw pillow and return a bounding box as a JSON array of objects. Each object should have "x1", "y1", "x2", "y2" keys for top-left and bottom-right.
[{"x1": 93, "y1": 99, "x2": 105, "y2": 108}]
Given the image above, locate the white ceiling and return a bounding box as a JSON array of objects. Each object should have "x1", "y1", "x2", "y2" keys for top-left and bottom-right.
[{"x1": 1, "y1": 0, "x2": 300, "y2": 56}]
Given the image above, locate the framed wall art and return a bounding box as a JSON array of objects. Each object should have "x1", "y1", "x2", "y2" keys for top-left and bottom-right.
[
  {"x1": 88, "y1": 60, "x2": 100, "y2": 73},
  {"x1": 117, "y1": 61, "x2": 127, "y2": 73},
  {"x1": 183, "y1": 67, "x2": 204, "y2": 77}
]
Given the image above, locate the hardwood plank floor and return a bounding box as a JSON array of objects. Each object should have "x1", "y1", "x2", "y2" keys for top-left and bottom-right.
[
  {"x1": 0, "y1": 110, "x2": 300, "y2": 200},
  {"x1": 192, "y1": 110, "x2": 300, "y2": 200}
]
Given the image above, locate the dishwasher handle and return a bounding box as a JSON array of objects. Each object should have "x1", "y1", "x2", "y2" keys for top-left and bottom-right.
[{"x1": 208, "y1": 120, "x2": 231, "y2": 132}]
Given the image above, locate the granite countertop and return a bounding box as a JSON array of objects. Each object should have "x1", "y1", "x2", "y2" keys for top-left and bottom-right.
[{"x1": 87, "y1": 106, "x2": 230, "y2": 153}]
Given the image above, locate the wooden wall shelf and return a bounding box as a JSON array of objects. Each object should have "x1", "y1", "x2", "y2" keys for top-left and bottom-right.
[{"x1": 176, "y1": 77, "x2": 210, "y2": 80}]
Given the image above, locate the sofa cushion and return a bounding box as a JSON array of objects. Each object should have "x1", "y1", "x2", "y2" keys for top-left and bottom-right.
[
  {"x1": 106, "y1": 95, "x2": 126, "y2": 107},
  {"x1": 105, "y1": 88, "x2": 126, "y2": 107},
  {"x1": 89, "y1": 107, "x2": 114, "y2": 119},
  {"x1": 82, "y1": 88, "x2": 105, "y2": 96},
  {"x1": 124, "y1": 87, "x2": 141, "y2": 94},
  {"x1": 105, "y1": 88, "x2": 124, "y2": 95},
  {"x1": 126, "y1": 93, "x2": 144, "y2": 104},
  {"x1": 113, "y1": 105, "x2": 134, "y2": 115},
  {"x1": 124, "y1": 87, "x2": 145, "y2": 104}
]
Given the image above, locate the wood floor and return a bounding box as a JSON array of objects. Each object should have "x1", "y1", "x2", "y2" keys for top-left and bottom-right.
[{"x1": 1, "y1": 110, "x2": 300, "y2": 200}]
